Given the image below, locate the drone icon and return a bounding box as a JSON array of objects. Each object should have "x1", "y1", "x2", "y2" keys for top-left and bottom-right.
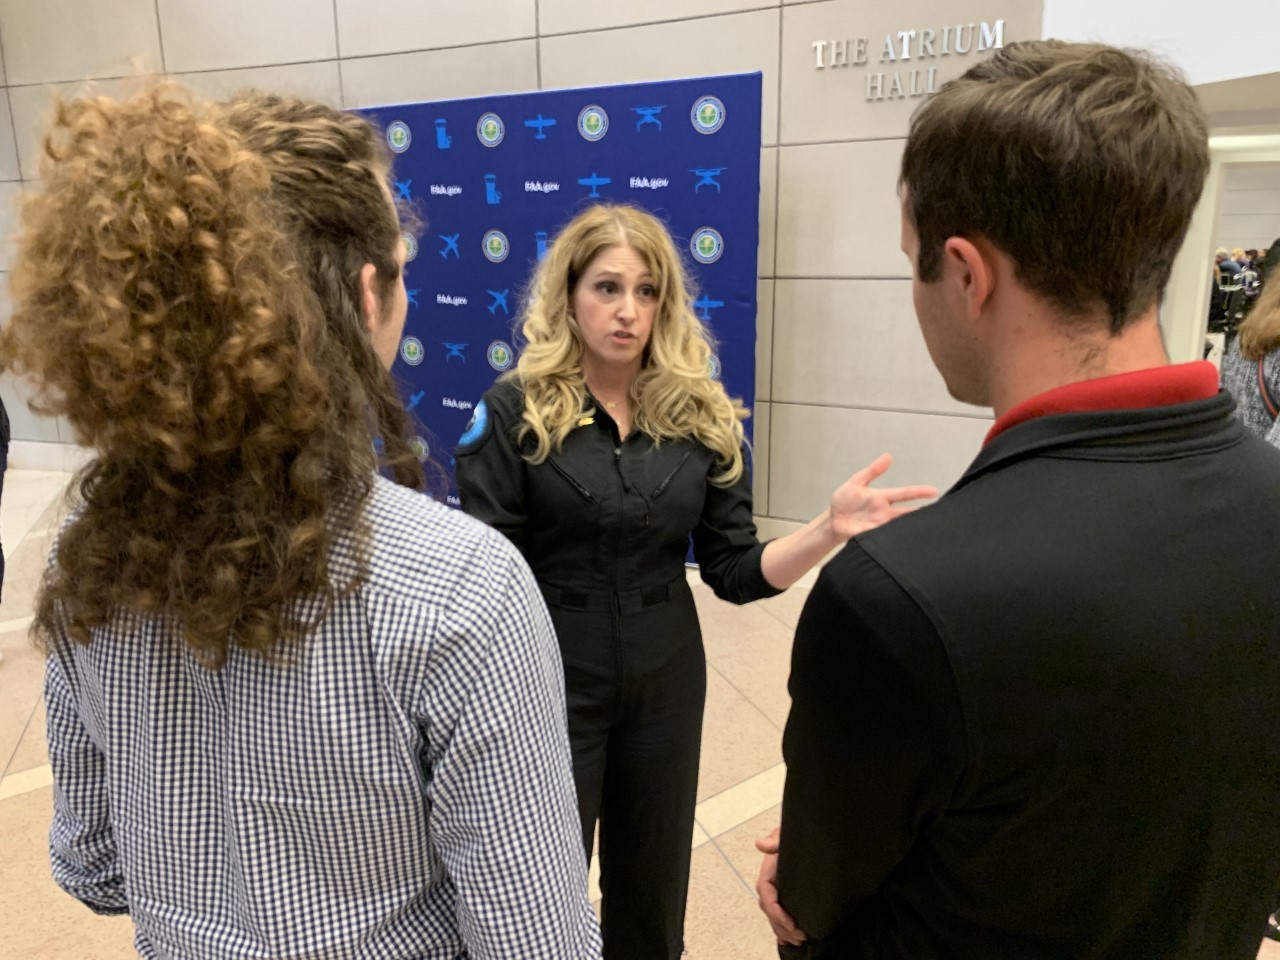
[
  {"x1": 442, "y1": 342, "x2": 468, "y2": 362},
  {"x1": 488, "y1": 289, "x2": 510, "y2": 316},
  {"x1": 633, "y1": 106, "x2": 666, "y2": 131},
  {"x1": 439, "y1": 234, "x2": 460, "y2": 260},
  {"x1": 524, "y1": 114, "x2": 557, "y2": 139},
  {"x1": 690, "y1": 167, "x2": 727, "y2": 193},
  {"x1": 578, "y1": 172, "x2": 612, "y2": 198}
]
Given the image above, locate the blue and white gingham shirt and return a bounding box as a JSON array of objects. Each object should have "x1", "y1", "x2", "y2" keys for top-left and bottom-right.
[{"x1": 45, "y1": 475, "x2": 602, "y2": 960}]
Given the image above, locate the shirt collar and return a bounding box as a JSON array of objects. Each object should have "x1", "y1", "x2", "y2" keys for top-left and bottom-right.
[{"x1": 985, "y1": 361, "x2": 1220, "y2": 445}]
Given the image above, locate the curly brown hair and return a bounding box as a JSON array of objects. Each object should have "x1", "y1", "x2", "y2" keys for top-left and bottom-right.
[{"x1": 0, "y1": 84, "x2": 420, "y2": 665}]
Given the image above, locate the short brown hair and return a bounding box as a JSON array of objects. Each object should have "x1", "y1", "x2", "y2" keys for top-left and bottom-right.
[{"x1": 900, "y1": 41, "x2": 1210, "y2": 334}]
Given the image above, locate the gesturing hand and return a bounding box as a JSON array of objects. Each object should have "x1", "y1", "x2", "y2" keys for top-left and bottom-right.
[
  {"x1": 755, "y1": 828, "x2": 807, "y2": 947},
  {"x1": 829, "y1": 453, "x2": 938, "y2": 542}
]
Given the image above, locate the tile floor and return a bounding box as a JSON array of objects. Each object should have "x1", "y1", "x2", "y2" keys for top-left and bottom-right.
[{"x1": 0, "y1": 470, "x2": 1277, "y2": 959}]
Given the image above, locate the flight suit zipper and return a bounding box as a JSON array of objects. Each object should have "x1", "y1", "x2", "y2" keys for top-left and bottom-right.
[{"x1": 611, "y1": 442, "x2": 625, "y2": 678}]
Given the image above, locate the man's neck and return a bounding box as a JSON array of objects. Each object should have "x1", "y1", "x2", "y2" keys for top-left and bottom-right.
[{"x1": 987, "y1": 306, "x2": 1169, "y2": 420}]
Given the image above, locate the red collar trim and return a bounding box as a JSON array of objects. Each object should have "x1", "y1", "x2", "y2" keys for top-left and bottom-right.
[{"x1": 984, "y1": 361, "x2": 1219, "y2": 446}]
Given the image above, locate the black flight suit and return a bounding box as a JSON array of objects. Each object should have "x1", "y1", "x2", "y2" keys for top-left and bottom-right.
[{"x1": 456, "y1": 377, "x2": 780, "y2": 960}]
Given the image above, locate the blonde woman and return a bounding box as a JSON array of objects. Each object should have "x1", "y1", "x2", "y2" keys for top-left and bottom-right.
[
  {"x1": 1221, "y1": 270, "x2": 1280, "y2": 449},
  {"x1": 455, "y1": 203, "x2": 934, "y2": 959}
]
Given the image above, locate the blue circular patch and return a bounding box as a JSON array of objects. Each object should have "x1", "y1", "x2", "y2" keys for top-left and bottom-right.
[
  {"x1": 691, "y1": 96, "x2": 725, "y2": 135},
  {"x1": 476, "y1": 113, "x2": 505, "y2": 147},
  {"x1": 690, "y1": 227, "x2": 724, "y2": 264},
  {"x1": 386, "y1": 121, "x2": 412, "y2": 153},
  {"x1": 457, "y1": 399, "x2": 490, "y2": 449},
  {"x1": 577, "y1": 105, "x2": 609, "y2": 142}
]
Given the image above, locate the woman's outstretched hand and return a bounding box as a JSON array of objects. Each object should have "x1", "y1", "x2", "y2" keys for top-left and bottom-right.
[{"x1": 828, "y1": 453, "x2": 938, "y2": 542}]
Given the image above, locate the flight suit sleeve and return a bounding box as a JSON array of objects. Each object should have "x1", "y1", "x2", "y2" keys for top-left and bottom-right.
[
  {"x1": 455, "y1": 386, "x2": 529, "y2": 553},
  {"x1": 691, "y1": 444, "x2": 783, "y2": 605}
]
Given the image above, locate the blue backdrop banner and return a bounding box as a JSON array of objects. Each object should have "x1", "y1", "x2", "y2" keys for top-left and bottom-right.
[{"x1": 358, "y1": 72, "x2": 763, "y2": 506}]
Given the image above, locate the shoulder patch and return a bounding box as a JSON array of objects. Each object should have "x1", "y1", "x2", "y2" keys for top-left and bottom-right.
[{"x1": 455, "y1": 399, "x2": 491, "y2": 455}]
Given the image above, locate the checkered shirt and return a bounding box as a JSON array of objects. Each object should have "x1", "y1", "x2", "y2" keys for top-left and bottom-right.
[{"x1": 44, "y1": 475, "x2": 602, "y2": 960}]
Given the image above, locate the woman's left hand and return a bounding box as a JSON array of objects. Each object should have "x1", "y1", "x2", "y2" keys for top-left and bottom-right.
[{"x1": 829, "y1": 453, "x2": 937, "y2": 542}]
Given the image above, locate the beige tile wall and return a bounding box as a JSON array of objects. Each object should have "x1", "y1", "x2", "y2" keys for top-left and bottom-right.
[{"x1": 0, "y1": 0, "x2": 1044, "y2": 518}]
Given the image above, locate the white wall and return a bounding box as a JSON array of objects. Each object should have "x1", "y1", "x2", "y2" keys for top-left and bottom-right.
[
  {"x1": 1042, "y1": 0, "x2": 1280, "y2": 87},
  {"x1": 1217, "y1": 164, "x2": 1280, "y2": 253}
]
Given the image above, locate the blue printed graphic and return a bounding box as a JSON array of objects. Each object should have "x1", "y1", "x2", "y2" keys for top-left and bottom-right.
[
  {"x1": 691, "y1": 167, "x2": 726, "y2": 193},
  {"x1": 360, "y1": 73, "x2": 762, "y2": 507},
  {"x1": 484, "y1": 174, "x2": 502, "y2": 205},
  {"x1": 434, "y1": 119, "x2": 452, "y2": 149},
  {"x1": 693, "y1": 295, "x2": 724, "y2": 321},
  {"x1": 578, "y1": 172, "x2": 611, "y2": 198},
  {"x1": 524, "y1": 114, "x2": 557, "y2": 139},
  {"x1": 633, "y1": 106, "x2": 666, "y2": 131}
]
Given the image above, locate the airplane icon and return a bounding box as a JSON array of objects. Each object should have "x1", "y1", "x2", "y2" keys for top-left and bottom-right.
[
  {"x1": 693, "y1": 295, "x2": 724, "y2": 321},
  {"x1": 406, "y1": 390, "x2": 425, "y2": 411},
  {"x1": 488, "y1": 289, "x2": 510, "y2": 315},
  {"x1": 691, "y1": 167, "x2": 727, "y2": 193},
  {"x1": 406, "y1": 289, "x2": 420, "y2": 308},
  {"x1": 439, "y1": 234, "x2": 460, "y2": 259},
  {"x1": 394, "y1": 179, "x2": 412, "y2": 201},
  {"x1": 633, "y1": 106, "x2": 666, "y2": 130},
  {"x1": 578, "y1": 172, "x2": 612, "y2": 198},
  {"x1": 524, "y1": 114, "x2": 557, "y2": 139},
  {"x1": 443, "y1": 342, "x2": 468, "y2": 362}
]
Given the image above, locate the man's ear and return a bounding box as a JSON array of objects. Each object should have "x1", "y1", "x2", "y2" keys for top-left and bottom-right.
[
  {"x1": 358, "y1": 263, "x2": 380, "y2": 335},
  {"x1": 941, "y1": 236, "x2": 997, "y2": 322}
]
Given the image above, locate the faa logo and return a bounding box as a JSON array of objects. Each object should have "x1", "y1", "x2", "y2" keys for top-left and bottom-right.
[
  {"x1": 476, "y1": 113, "x2": 505, "y2": 148},
  {"x1": 487, "y1": 340, "x2": 515, "y2": 372},
  {"x1": 707, "y1": 355, "x2": 722, "y2": 381},
  {"x1": 482, "y1": 230, "x2": 510, "y2": 263},
  {"x1": 691, "y1": 96, "x2": 725, "y2": 135},
  {"x1": 399, "y1": 336, "x2": 425, "y2": 366},
  {"x1": 401, "y1": 232, "x2": 418, "y2": 263},
  {"x1": 386, "y1": 121, "x2": 412, "y2": 153},
  {"x1": 409, "y1": 436, "x2": 430, "y2": 463},
  {"x1": 577, "y1": 105, "x2": 609, "y2": 142},
  {"x1": 690, "y1": 227, "x2": 724, "y2": 264}
]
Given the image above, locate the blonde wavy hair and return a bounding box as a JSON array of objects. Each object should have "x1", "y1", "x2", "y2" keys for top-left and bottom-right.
[
  {"x1": 1239, "y1": 276, "x2": 1280, "y2": 361},
  {"x1": 0, "y1": 84, "x2": 419, "y2": 665},
  {"x1": 513, "y1": 203, "x2": 748, "y2": 484}
]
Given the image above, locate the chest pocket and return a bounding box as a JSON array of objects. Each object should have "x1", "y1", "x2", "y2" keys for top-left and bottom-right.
[{"x1": 644, "y1": 444, "x2": 711, "y2": 541}]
